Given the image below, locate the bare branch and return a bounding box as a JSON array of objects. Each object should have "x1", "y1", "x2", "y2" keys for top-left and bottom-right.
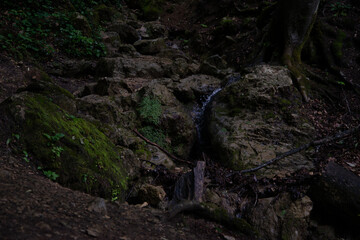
[
  {"x1": 133, "y1": 129, "x2": 193, "y2": 165},
  {"x1": 229, "y1": 124, "x2": 360, "y2": 176}
]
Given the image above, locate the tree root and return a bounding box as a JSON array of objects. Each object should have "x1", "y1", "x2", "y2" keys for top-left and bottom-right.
[{"x1": 133, "y1": 129, "x2": 193, "y2": 165}]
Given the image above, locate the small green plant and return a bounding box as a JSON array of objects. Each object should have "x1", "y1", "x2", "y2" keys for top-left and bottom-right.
[
  {"x1": 139, "y1": 126, "x2": 168, "y2": 150},
  {"x1": 330, "y1": 2, "x2": 351, "y2": 17},
  {"x1": 37, "y1": 166, "x2": 59, "y2": 181},
  {"x1": 43, "y1": 133, "x2": 65, "y2": 158},
  {"x1": 201, "y1": 24, "x2": 208, "y2": 28},
  {"x1": 220, "y1": 17, "x2": 233, "y2": 26},
  {"x1": 23, "y1": 150, "x2": 30, "y2": 163},
  {"x1": 43, "y1": 170, "x2": 59, "y2": 181},
  {"x1": 6, "y1": 133, "x2": 20, "y2": 145},
  {"x1": 82, "y1": 173, "x2": 88, "y2": 183},
  {"x1": 43, "y1": 133, "x2": 65, "y2": 142},
  {"x1": 52, "y1": 146, "x2": 64, "y2": 158},
  {"x1": 111, "y1": 187, "x2": 121, "y2": 202},
  {"x1": 138, "y1": 96, "x2": 162, "y2": 125}
]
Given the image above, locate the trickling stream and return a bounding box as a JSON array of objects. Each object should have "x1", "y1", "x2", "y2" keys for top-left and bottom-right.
[{"x1": 192, "y1": 74, "x2": 242, "y2": 152}]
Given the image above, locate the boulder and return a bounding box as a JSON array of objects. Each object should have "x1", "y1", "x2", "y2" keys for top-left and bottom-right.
[
  {"x1": 247, "y1": 194, "x2": 313, "y2": 240},
  {"x1": 139, "y1": 21, "x2": 167, "y2": 39},
  {"x1": 208, "y1": 65, "x2": 314, "y2": 177},
  {"x1": 117, "y1": 56, "x2": 173, "y2": 79},
  {"x1": 77, "y1": 95, "x2": 123, "y2": 125},
  {"x1": 309, "y1": 161, "x2": 360, "y2": 228},
  {"x1": 172, "y1": 74, "x2": 223, "y2": 103},
  {"x1": 133, "y1": 38, "x2": 166, "y2": 55},
  {"x1": 0, "y1": 88, "x2": 128, "y2": 199},
  {"x1": 138, "y1": 82, "x2": 197, "y2": 158},
  {"x1": 200, "y1": 55, "x2": 232, "y2": 77},
  {"x1": 137, "y1": 184, "x2": 166, "y2": 207},
  {"x1": 108, "y1": 23, "x2": 139, "y2": 44}
]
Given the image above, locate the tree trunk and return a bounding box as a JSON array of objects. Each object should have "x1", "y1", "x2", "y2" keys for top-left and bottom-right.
[
  {"x1": 262, "y1": 0, "x2": 320, "y2": 101},
  {"x1": 278, "y1": 0, "x2": 320, "y2": 66}
]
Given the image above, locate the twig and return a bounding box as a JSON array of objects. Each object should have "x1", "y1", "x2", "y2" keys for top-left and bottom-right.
[
  {"x1": 229, "y1": 124, "x2": 360, "y2": 176},
  {"x1": 133, "y1": 129, "x2": 193, "y2": 165}
]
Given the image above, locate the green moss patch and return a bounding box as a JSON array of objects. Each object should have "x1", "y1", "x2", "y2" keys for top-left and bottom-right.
[{"x1": 2, "y1": 92, "x2": 127, "y2": 199}]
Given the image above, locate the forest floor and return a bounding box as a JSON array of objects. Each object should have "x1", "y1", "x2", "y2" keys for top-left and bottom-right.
[{"x1": 1, "y1": 0, "x2": 360, "y2": 239}]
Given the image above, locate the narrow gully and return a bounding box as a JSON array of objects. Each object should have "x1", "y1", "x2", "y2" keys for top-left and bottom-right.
[{"x1": 191, "y1": 74, "x2": 241, "y2": 158}]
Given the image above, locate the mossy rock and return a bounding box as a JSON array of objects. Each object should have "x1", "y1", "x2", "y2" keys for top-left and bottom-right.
[{"x1": 0, "y1": 91, "x2": 128, "y2": 199}]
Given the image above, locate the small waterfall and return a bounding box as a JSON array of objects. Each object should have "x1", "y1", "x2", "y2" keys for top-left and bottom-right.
[
  {"x1": 193, "y1": 87, "x2": 222, "y2": 143},
  {"x1": 193, "y1": 74, "x2": 242, "y2": 145}
]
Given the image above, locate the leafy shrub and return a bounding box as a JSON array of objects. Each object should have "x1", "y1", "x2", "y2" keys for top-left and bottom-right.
[
  {"x1": 138, "y1": 96, "x2": 162, "y2": 125},
  {"x1": 0, "y1": 0, "x2": 114, "y2": 59},
  {"x1": 330, "y1": 2, "x2": 351, "y2": 17},
  {"x1": 139, "y1": 126, "x2": 168, "y2": 149}
]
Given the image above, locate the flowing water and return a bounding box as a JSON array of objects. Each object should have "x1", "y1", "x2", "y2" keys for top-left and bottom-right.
[{"x1": 192, "y1": 74, "x2": 242, "y2": 148}]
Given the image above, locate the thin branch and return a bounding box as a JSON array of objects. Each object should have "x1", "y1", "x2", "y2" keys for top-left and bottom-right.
[
  {"x1": 229, "y1": 124, "x2": 360, "y2": 176},
  {"x1": 133, "y1": 129, "x2": 193, "y2": 165}
]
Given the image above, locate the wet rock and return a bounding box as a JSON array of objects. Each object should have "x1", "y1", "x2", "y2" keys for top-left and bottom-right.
[
  {"x1": 172, "y1": 74, "x2": 223, "y2": 103},
  {"x1": 208, "y1": 65, "x2": 314, "y2": 178},
  {"x1": 137, "y1": 184, "x2": 166, "y2": 207},
  {"x1": 134, "y1": 38, "x2": 166, "y2": 55}
]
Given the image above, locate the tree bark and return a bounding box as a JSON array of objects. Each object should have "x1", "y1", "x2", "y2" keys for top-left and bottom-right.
[{"x1": 262, "y1": 0, "x2": 320, "y2": 101}]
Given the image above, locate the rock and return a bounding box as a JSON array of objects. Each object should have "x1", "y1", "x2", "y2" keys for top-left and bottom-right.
[
  {"x1": 87, "y1": 225, "x2": 102, "y2": 238},
  {"x1": 87, "y1": 198, "x2": 108, "y2": 216},
  {"x1": 72, "y1": 13, "x2": 92, "y2": 36},
  {"x1": 108, "y1": 23, "x2": 139, "y2": 44},
  {"x1": 139, "y1": 82, "x2": 197, "y2": 158},
  {"x1": 95, "y1": 58, "x2": 116, "y2": 77},
  {"x1": 100, "y1": 31, "x2": 120, "y2": 44},
  {"x1": 116, "y1": 56, "x2": 173, "y2": 79},
  {"x1": 208, "y1": 65, "x2": 314, "y2": 178},
  {"x1": 46, "y1": 59, "x2": 96, "y2": 78},
  {"x1": 35, "y1": 222, "x2": 52, "y2": 231},
  {"x1": 77, "y1": 95, "x2": 123, "y2": 125},
  {"x1": 172, "y1": 74, "x2": 223, "y2": 103},
  {"x1": 0, "y1": 85, "x2": 128, "y2": 199},
  {"x1": 140, "y1": 21, "x2": 167, "y2": 39},
  {"x1": 137, "y1": 184, "x2": 166, "y2": 207},
  {"x1": 93, "y1": 4, "x2": 116, "y2": 23},
  {"x1": 247, "y1": 194, "x2": 313, "y2": 240},
  {"x1": 309, "y1": 161, "x2": 360, "y2": 228},
  {"x1": 118, "y1": 44, "x2": 137, "y2": 55},
  {"x1": 133, "y1": 38, "x2": 166, "y2": 55},
  {"x1": 147, "y1": 145, "x2": 174, "y2": 169},
  {"x1": 199, "y1": 55, "x2": 232, "y2": 77}
]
